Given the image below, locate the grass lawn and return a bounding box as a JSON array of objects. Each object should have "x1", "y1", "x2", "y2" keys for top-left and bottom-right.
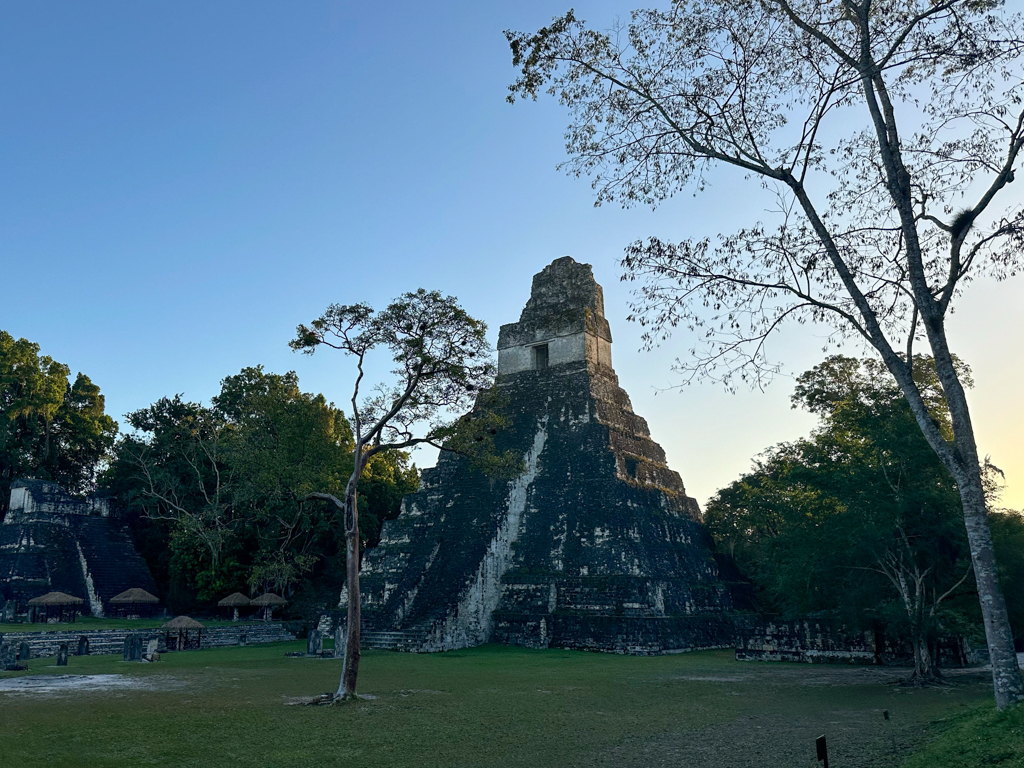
[
  {"x1": 904, "y1": 700, "x2": 1024, "y2": 767},
  {"x1": 0, "y1": 642, "x2": 1008, "y2": 767}
]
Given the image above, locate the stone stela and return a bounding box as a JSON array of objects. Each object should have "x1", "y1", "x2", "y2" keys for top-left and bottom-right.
[{"x1": 357, "y1": 257, "x2": 733, "y2": 654}]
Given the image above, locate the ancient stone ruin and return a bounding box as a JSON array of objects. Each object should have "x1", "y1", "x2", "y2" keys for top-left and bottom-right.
[
  {"x1": 0, "y1": 479, "x2": 158, "y2": 618},
  {"x1": 358, "y1": 257, "x2": 733, "y2": 653}
]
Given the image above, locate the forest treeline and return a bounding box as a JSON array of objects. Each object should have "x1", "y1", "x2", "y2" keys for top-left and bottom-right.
[
  {"x1": 706, "y1": 355, "x2": 1024, "y2": 674},
  {"x1": 0, "y1": 331, "x2": 417, "y2": 615}
]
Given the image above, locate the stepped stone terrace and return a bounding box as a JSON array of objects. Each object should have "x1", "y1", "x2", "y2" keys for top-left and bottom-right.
[{"x1": 0, "y1": 480, "x2": 159, "y2": 619}]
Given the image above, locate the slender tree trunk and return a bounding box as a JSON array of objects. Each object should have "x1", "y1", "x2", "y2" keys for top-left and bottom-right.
[
  {"x1": 958, "y1": 476, "x2": 1023, "y2": 708},
  {"x1": 336, "y1": 468, "x2": 362, "y2": 699},
  {"x1": 883, "y1": 319, "x2": 1024, "y2": 706},
  {"x1": 911, "y1": 623, "x2": 934, "y2": 681}
]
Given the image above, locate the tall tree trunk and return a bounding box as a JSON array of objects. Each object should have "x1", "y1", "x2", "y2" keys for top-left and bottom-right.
[
  {"x1": 336, "y1": 469, "x2": 362, "y2": 699},
  {"x1": 958, "y1": 476, "x2": 1023, "y2": 708},
  {"x1": 885, "y1": 317, "x2": 1024, "y2": 706}
]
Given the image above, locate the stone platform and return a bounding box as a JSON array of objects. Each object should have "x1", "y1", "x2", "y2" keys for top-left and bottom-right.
[{"x1": 0, "y1": 622, "x2": 295, "y2": 659}]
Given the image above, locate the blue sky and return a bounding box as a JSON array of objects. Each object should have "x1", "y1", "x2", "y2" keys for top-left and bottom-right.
[{"x1": 3, "y1": 1, "x2": 1022, "y2": 508}]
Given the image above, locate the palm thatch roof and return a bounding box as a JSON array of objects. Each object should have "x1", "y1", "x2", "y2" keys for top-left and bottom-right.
[
  {"x1": 27, "y1": 591, "x2": 84, "y2": 606},
  {"x1": 162, "y1": 615, "x2": 206, "y2": 630},
  {"x1": 109, "y1": 588, "x2": 160, "y2": 604},
  {"x1": 250, "y1": 593, "x2": 287, "y2": 606},
  {"x1": 217, "y1": 592, "x2": 251, "y2": 607}
]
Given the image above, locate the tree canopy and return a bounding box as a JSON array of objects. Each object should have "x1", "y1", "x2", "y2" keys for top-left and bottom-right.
[
  {"x1": 105, "y1": 366, "x2": 417, "y2": 612},
  {"x1": 0, "y1": 330, "x2": 117, "y2": 512},
  {"x1": 705, "y1": 355, "x2": 1021, "y2": 678}
]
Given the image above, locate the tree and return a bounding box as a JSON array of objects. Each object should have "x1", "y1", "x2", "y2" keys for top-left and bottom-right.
[
  {"x1": 291, "y1": 289, "x2": 494, "y2": 701},
  {"x1": 508, "y1": 1, "x2": 1024, "y2": 707},
  {"x1": 107, "y1": 367, "x2": 404, "y2": 610},
  {"x1": 116, "y1": 396, "x2": 237, "y2": 603},
  {"x1": 708, "y1": 355, "x2": 976, "y2": 680},
  {"x1": 0, "y1": 331, "x2": 117, "y2": 511},
  {"x1": 214, "y1": 367, "x2": 354, "y2": 595}
]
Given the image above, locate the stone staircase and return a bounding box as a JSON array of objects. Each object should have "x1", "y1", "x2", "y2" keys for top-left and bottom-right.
[
  {"x1": 76, "y1": 517, "x2": 159, "y2": 613},
  {"x1": 360, "y1": 628, "x2": 430, "y2": 652}
]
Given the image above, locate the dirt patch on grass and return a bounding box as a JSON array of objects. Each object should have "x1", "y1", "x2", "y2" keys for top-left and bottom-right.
[{"x1": 0, "y1": 674, "x2": 186, "y2": 697}]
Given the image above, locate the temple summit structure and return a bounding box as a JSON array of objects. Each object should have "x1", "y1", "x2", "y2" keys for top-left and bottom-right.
[{"x1": 358, "y1": 257, "x2": 733, "y2": 653}]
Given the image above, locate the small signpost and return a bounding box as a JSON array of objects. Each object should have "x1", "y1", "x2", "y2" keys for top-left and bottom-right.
[{"x1": 816, "y1": 735, "x2": 829, "y2": 768}]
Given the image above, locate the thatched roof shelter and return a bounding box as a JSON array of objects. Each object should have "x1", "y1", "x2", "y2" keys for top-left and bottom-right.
[
  {"x1": 110, "y1": 588, "x2": 160, "y2": 604},
  {"x1": 162, "y1": 615, "x2": 206, "y2": 630},
  {"x1": 250, "y1": 593, "x2": 287, "y2": 606},
  {"x1": 217, "y1": 592, "x2": 251, "y2": 607},
  {"x1": 27, "y1": 591, "x2": 84, "y2": 606},
  {"x1": 26, "y1": 591, "x2": 85, "y2": 623}
]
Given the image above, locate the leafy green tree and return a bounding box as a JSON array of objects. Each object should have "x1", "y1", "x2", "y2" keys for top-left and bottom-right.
[
  {"x1": 113, "y1": 396, "x2": 236, "y2": 605},
  {"x1": 0, "y1": 331, "x2": 116, "y2": 511},
  {"x1": 706, "y1": 356, "x2": 975, "y2": 680},
  {"x1": 106, "y1": 366, "x2": 422, "y2": 612},
  {"x1": 508, "y1": 0, "x2": 1024, "y2": 708},
  {"x1": 292, "y1": 289, "x2": 495, "y2": 701},
  {"x1": 214, "y1": 366, "x2": 354, "y2": 595}
]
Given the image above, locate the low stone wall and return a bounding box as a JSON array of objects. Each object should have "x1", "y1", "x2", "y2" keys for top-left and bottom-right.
[
  {"x1": 0, "y1": 622, "x2": 295, "y2": 659},
  {"x1": 734, "y1": 618, "x2": 985, "y2": 666}
]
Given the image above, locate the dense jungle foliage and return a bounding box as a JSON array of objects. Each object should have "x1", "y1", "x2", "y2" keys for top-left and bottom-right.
[
  {"x1": 103, "y1": 366, "x2": 419, "y2": 615},
  {"x1": 706, "y1": 356, "x2": 1024, "y2": 669}
]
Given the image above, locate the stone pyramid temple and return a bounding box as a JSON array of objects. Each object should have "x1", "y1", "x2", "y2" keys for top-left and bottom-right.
[{"x1": 358, "y1": 257, "x2": 732, "y2": 653}]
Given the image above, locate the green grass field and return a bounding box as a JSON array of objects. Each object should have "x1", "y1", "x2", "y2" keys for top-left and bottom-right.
[{"x1": 0, "y1": 642, "x2": 1017, "y2": 767}]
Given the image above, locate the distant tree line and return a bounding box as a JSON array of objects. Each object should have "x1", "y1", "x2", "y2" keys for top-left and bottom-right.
[{"x1": 706, "y1": 356, "x2": 1024, "y2": 680}]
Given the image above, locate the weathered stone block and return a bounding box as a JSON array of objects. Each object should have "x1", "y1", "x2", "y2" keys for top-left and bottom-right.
[{"x1": 56, "y1": 643, "x2": 68, "y2": 666}]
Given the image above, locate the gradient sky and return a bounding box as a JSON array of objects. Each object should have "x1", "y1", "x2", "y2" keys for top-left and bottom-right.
[{"x1": 3, "y1": 1, "x2": 1022, "y2": 509}]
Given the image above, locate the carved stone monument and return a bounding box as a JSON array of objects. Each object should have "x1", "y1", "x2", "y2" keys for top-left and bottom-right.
[
  {"x1": 306, "y1": 629, "x2": 323, "y2": 656},
  {"x1": 359, "y1": 257, "x2": 732, "y2": 653},
  {"x1": 18, "y1": 641, "x2": 30, "y2": 662},
  {"x1": 77, "y1": 635, "x2": 90, "y2": 656},
  {"x1": 1, "y1": 643, "x2": 19, "y2": 671},
  {"x1": 123, "y1": 633, "x2": 143, "y2": 662},
  {"x1": 333, "y1": 624, "x2": 346, "y2": 659},
  {"x1": 56, "y1": 643, "x2": 68, "y2": 666}
]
